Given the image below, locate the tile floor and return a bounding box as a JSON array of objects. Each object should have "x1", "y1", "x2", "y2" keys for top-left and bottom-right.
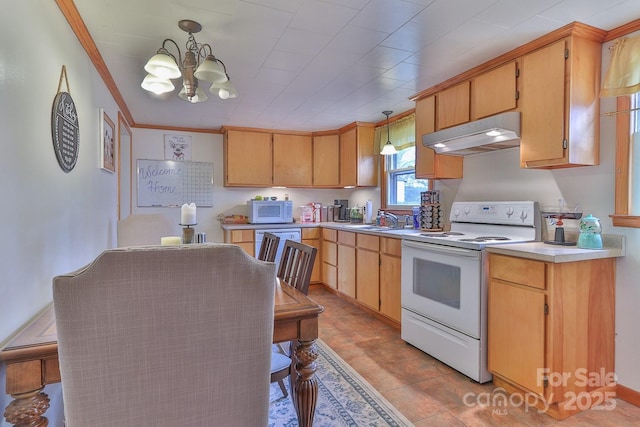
[{"x1": 309, "y1": 285, "x2": 640, "y2": 426}]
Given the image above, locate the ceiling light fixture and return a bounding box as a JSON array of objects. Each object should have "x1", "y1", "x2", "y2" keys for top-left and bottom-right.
[
  {"x1": 141, "y1": 20, "x2": 237, "y2": 103},
  {"x1": 380, "y1": 110, "x2": 397, "y2": 155}
]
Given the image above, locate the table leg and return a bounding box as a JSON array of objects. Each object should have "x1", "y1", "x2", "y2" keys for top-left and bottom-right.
[
  {"x1": 290, "y1": 339, "x2": 319, "y2": 427},
  {"x1": 3, "y1": 388, "x2": 50, "y2": 427}
]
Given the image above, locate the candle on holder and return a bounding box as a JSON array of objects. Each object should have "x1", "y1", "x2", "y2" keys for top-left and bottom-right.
[{"x1": 181, "y1": 203, "x2": 196, "y2": 225}]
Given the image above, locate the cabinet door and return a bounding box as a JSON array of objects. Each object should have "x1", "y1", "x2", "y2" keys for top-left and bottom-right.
[
  {"x1": 356, "y1": 125, "x2": 377, "y2": 187},
  {"x1": 273, "y1": 134, "x2": 312, "y2": 186},
  {"x1": 225, "y1": 130, "x2": 272, "y2": 186},
  {"x1": 415, "y1": 95, "x2": 463, "y2": 179},
  {"x1": 356, "y1": 249, "x2": 379, "y2": 310},
  {"x1": 339, "y1": 128, "x2": 357, "y2": 187},
  {"x1": 520, "y1": 40, "x2": 566, "y2": 165},
  {"x1": 488, "y1": 279, "x2": 545, "y2": 396},
  {"x1": 321, "y1": 241, "x2": 337, "y2": 289},
  {"x1": 471, "y1": 61, "x2": 517, "y2": 120},
  {"x1": 436, "y1": 81, "x2": 470, "y2": 130},
  {"x1": 337, "y1": 244, "x2": 356, "y2": 298},
  {"x1": 303, "y1": 237, "x2": 321, "y2": 283},
  {"x1": 379, "y1": 253, "x2": 401, "y2": 322},
  {"x1": 313, "y1": 134, "x2": 340, "y2": 187}
]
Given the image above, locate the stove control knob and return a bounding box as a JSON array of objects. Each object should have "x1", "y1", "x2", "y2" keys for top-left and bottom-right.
[
  {"x1": 463, "y1": 206, "x2": 471, "y2": 216},
  {"x1": 520, "y1": 209, "x2": 528, "y2": 221},
  {"x1": 506, "y1": 207, "x2": 514, "y2": 217},
  {"x1": 453, "y1": 208, "x2": 460, "y2": 218}
]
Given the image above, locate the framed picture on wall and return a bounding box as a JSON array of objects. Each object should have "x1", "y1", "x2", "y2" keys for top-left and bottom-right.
[
  {"x1": 100, "y1": 109, "x2": 115, "y2": 173},
  {"x1": 164, "y1": 134, "x2": 192, "y2": 161}
]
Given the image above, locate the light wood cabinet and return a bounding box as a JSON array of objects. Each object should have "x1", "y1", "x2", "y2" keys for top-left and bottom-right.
[
  {"x1": 337, "y1": 231, "x2": 356, "y2": 298},
  {"x1": 223, "y1": 229, "x2": 255, "y2": 256},
  {"x1": 273, "y1": 134, "x2": 312, "y2": 186},
  {"x1": 224, "y1": 130, "x2": 272, "y2": 186},
  {"x1": 415, "y1": 95, "x2": 463, "y2": 179},
  {"x1": 339, "y1": 125, "x2": 377, "y2": 187},
  {"x1": 321, "y1": 228, "x2": 338, "y2": 290},
  {"x1": 302, "y1": 228, "x2": 321, "y2": 283},
  {"x1": 471, "y1": 61, "x2": 518, "y2": 120},
  {"x1": 356, "y1": 234, "x2": 380, "y2": 311},
  {"x1": 379, "y1": 238, "x2": 401, "y2": 322},
  {"x1": 488, "y1": 253, "x2": 616, "y2": 419},
  {"x1": 312, "y1": 134, "x2": 340, "y2": 187},
  {"x1": 436, "y1": 81, "x2": 470, "y2": 130},
  {"x1": 519, "y1": 31, "x2": 604, "y2": 168}
]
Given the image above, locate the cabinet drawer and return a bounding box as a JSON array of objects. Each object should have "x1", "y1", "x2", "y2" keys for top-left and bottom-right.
[
  {"x1": 381, "y1": 237, "x2": 402, "y2": 257},
  {"x1": 302, "y1": 228, "x2": 320, "y2": 239},
  {"x1": 357, "y1": 233, "x2": 379, "y2": 251},
  {"x1": 322, "y1": 228, "x2": 337, "y2": 242},
  {"x1": 229, "y1": 229, "x2": 254, "y2": 243},
  {"x1": 322, "y1": 241, "x2": 337, "y2": 265},
  {"x1": 338, "y1": 231, "x2": 356, "y2": 246},
  {"x1": 489, "y1": 254, "x2": 546, "y2": 290}
]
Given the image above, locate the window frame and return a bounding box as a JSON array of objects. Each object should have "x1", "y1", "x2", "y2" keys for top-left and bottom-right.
[
  {"x1": 381, "y1": 149, "x2": 432, "y2": 214},
  {"x1": 611, "y1": 95, "x2": 640, "y2": 227}
]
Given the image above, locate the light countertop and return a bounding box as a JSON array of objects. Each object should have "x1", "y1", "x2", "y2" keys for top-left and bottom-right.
[{"x1": 485, "y1": 235, "x2": 625, "y2": 263}]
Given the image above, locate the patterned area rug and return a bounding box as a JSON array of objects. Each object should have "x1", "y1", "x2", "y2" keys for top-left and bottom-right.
[{"x1": 269, "y1": 339, "x2": 413, "y2": 426}]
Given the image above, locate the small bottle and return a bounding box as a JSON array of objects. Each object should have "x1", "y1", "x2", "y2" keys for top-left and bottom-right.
[{"x1": 379, "y1": 210, "x2": 386, "y2": 227}]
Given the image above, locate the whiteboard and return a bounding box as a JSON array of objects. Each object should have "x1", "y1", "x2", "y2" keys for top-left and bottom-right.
[{"x1": 136, "y1": 159, "x2": 213, "y2": 207}]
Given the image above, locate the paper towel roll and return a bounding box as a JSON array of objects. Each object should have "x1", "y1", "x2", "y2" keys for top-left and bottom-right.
[{"x1": 365, "y1": 200, "x2": 373, "y2": 224}]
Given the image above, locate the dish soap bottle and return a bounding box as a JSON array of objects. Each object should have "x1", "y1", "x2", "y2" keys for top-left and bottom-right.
[{"x1": 577, "y1": 214, "x2": 602, "y2": 249}]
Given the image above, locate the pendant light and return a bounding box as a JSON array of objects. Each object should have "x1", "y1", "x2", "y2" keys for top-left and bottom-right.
[{"x1": 380, "y1": 110, "x2": 397, "y2": 155}]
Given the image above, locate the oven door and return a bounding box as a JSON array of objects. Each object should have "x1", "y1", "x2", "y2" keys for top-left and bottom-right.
[{"x1": 401, "y1": 240, "x2": 483, "y2": 338}]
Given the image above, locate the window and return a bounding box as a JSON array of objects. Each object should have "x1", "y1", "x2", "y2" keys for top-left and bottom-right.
[
  {"x1": 385, "y1": 146, "x2": 429, "y2": 209},
  {"x1": 612, "y1": 93, "x2": 640, "y2": 227},
  {"x1": 376, "y1": 114, "x2": 429, "y2": 211}
]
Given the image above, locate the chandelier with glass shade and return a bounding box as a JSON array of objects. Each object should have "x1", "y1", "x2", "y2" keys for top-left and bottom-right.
[{"x1": 140, "y1": 20, "x2": 237, "y2": 103}]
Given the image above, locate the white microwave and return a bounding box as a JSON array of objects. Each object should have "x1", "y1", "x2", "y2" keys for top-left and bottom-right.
[{"x1": 247, "y1": 200, "x2": 294, "y2": 224}]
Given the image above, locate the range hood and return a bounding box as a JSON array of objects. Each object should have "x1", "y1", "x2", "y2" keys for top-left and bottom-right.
[{"x1": 422, "y1": 111, "x2": 520, "y2": 156}]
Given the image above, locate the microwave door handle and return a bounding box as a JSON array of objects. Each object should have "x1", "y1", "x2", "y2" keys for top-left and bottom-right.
[{"x1": 402, "y1": 240, "x2": 479, "y2": 258}]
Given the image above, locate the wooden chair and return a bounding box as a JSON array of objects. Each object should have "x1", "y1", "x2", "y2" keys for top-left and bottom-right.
[
  {"x1": 257, "y1": 232, "x2": 280, "y2": 262},
  {"x1": 271, "y1": 240, "x2": 318, "y2": 398}
]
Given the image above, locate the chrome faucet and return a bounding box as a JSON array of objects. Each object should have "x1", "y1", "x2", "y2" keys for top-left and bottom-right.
[{"x1": 383, "y1": 212, "x2": 399, "y2": 228}]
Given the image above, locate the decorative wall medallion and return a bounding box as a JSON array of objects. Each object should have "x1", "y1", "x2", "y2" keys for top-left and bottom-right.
[{"x1": 51, "y1": 91, "x2": 80, "y2": 173}]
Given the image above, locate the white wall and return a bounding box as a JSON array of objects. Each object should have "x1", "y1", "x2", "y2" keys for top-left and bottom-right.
[{"x1": 0, "y1": 1, "x2": 121, "y2": 425}]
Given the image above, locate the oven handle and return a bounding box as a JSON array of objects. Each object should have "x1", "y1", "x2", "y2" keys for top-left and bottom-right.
[{"x1": 401, "y1": 240, "x2": 480, "y2": 258}]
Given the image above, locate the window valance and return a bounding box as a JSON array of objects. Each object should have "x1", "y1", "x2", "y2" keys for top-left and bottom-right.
[
  {"x1": 375, "y1": 113, "x2": 416, "y2": 152},
  {"x1": 601, "y1": 35, "x2": 640, "y2": 97}
]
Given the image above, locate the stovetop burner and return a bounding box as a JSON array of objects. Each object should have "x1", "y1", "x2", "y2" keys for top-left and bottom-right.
[
  {"x1": 459, "y1": 236, "x2": 511, "y2": 242},
  {"x1": 420, "y1": 231, "x2": 465, "y2": 238}
]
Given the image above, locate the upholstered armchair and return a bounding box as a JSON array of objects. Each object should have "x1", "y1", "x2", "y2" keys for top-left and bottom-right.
[{"x1": 53, "y1": 244, "x2": 276, "y2": 427}]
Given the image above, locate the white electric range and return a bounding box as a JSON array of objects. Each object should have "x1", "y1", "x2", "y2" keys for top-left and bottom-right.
[{"x1": 400, "y1": 201, "x2": 540, "y2": 383}]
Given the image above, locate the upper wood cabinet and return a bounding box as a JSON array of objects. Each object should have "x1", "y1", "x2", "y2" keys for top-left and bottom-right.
[
  {"x1": 312, "y1": 134, "x2": 340, "y2": 187},
  {"x1": 273, "y1": 133, "x2": 312, "y2": 186},
  {"x1": 471, "y1": 61, "x2": 518, "y2": 120},
  {"x1": 519, "y1": 31, "x2": 604, "y2": 168},
  {"x1": 339, "y1": 125, "x2": 377, "y2": 187},
  {"x1": 436, "y1": 81, "x2": 470, "y2": 130},
  {"x1": 415, "y1": 95, "x2": 463, "y2": 179},
  {"x1": 224, "y1": 130, "x2": 272, "y2": 187}
]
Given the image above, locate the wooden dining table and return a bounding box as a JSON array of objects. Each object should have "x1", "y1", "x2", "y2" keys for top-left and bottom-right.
[{"x1": 1, "y1": 278, "x2": 324, "y2": 427}]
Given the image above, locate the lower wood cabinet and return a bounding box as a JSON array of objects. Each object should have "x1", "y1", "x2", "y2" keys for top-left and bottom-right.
[
  {"x1": 302, "y1": 228, "x2": 320, "y2": 283},
  {"x1": 321, "y1": 228, "x2": 338, "y2": 290},
  {"x1": 487, "y1": 253, "x2": 616, "y2": 420},
  {"x1": 337, "y1": 231, "x2": 356, "y2": 299},
  {"x1": 379, "y1": 238, "x2": 401, "y2": 323},
  {"x1": 223, "y1": 229, "x2": 255, "y2": 256},
  {"x1": 356, "y1": 234, "x2": 380, "y2": 311}
]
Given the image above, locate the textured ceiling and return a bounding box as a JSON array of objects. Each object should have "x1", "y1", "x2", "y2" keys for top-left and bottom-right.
[{"x1": 72, "y1": 0, "x2": 639, "y2": 131}]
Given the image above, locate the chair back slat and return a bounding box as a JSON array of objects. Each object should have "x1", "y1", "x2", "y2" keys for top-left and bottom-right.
[
  {"x1": 257, "y1": 232, "x2": 280, "y2": 262},
  {"x1": 277, "y1": 240, "x2": 317, "y2": 295}
]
